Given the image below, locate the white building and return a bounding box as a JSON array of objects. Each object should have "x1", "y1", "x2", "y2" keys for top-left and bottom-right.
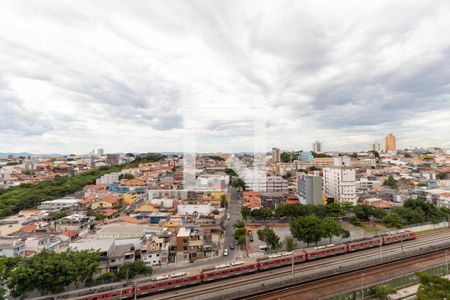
[
  {"x1": 38, "y1": 198, "x2": 81, "y2": 210},
  {"x1": 244, "y1": 174, "x2": 288, "y2": 193},
  {"x1": 370, "y1": 142, "x2": 381, "y2": 152},
  {"x1": 96, "y1": 172, "x2": 121, "y2": 185},
  {"x1": 323, "y1": 166, "x2": 357, "y2": 204},
  {"x1": 313, "y1": 141, "x2": 322, "y2": 153},
  {"x1": 356, "y1": 178, "x2": 382, "y2": 191},
  {"x1": 177, "y1": 204, "x2": 212, "y2": 215},
  {"x1": 0, "y1": 239, "x2": 25, "y2": 257}
]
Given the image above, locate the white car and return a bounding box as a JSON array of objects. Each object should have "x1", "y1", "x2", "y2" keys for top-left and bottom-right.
[
  {"x1": 224, "y1": 248, "x2": 229, "y2": 256},
  {"x1": 226, "y1": 214, "x2": 231, "y2": 220}
]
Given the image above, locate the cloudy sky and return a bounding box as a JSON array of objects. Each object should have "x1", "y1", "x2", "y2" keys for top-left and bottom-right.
[{"x1": 1, "y1": 0, "x2": 449, "y2": 154}]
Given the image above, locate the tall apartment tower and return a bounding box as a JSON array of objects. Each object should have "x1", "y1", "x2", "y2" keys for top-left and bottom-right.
[
  {"x1": 384, "y1": 133, "x2": 396, "y2": 151},
  {"x1": 272, "y1": 147, "x2": 281, "y2": 163},
  {"x1": 97, "y1": 148, "x2": 104, "y2": 156},
  {"x1": 297, "y1": 172, "x2": 323, "y2": 205},
  {"x1": 323, "y1": 158, "x2": 356, "y2": 204},
  {"x1": 313, "y1": 141, "x2": 322, "y2": 153},
  {"x1": 370, "y1": 142, "x2": 381, "y2": 152}
]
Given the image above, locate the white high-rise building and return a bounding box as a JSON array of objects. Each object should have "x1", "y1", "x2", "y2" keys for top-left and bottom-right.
[
  {"x1": 370, "y1": 142, "x2": 381, "y2": 152},
  {"x1": 313, "y1": 141, "x2": 322, "y2": 153},
  {"x1": 98, "y1": 148, "x2": 104, "y2": 156},
  {"x1": 323, "y1": 165, "x2": 356, "y2": 204}
]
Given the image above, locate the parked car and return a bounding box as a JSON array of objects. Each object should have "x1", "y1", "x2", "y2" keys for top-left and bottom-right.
[
  {"x1": 224, "y1": 249, "x2": 229, "y2": 256},
  {"x1": 230, "y1": 244, "x2": 235, "y2": 250},
  {"x1": 226, "y1": 214, "x2": 231, "y2": 220}
]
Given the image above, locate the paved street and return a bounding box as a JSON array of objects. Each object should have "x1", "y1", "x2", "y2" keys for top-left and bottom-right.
[{"x1": 153, "y1": 185, "x2": 243, "y2": 275}]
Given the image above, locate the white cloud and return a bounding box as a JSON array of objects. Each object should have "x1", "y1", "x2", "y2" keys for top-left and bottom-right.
[{"x1": 0, "y1": 0, "x2": 449, "y2": 154}]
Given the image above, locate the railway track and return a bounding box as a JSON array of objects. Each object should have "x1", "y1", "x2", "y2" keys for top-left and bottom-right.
[
  {"x1": 245, "y1": 249, "x2": 450, "y2": 300},
  {"x1": 147, "y1": 232, "x2": 450, "y2": 300}
]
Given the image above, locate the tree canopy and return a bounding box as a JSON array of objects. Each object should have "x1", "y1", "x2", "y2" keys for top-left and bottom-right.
[
  {"x1": 6, "y1": 250, "x2": 99, "y2": 297},
  {"x1": 416, "y1": 272, "x2": 450, "y2": 300}
]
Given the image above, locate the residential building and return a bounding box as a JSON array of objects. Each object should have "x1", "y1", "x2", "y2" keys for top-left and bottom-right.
[
  {"x1": 371, "y1": 142, "x2": 381, "y2": 152},
  {"x1": 98, "y1": 148, "x2": 104, "y2": 156},
  {"x1": 123, "y1": 193, "x2": 138, "y2": 206},
  {"x1": 298, "y1": 151, "x2": 314, "y2": 162},
  {"x1": 384, "y1": 133, "x2": 397, "y2": 151},
  {"x1": 313, "y1": 157, "x2": 335, "y2": 168},
  {"x1": 96, "y1": 223, "x2": 149, "y2": 239},
  {"x1": 297, "y1": 173, "x2": 323, "y2": 205},
  {"x1": 96, "y1": 172, "x2": 120, "y2": 185},
  {"x1": 323, "y1": 166, "x2": 357, "y2": 204},
  {"x1": 272, "y1": 147, "x2": 281, "y2": 163},
  {"x1": 53, "y1": 214, "x2": 94, "y2": 237},
  {"x1": 0, "y1": 239, "x2": 25, "y2": 257},
  {"x1": 37, "y1": 198, "x2": 80, "y2": 210},
  {"x1": 106, "y1": 154, "x2": 120, "y2": 165},
  {"x1": 177, "y1": 204, "x2": 212, "y2": 216},
  {"x1": 244, "y1": 174, "x2": 288, "y2": 193},
  {"x1": 313, "y1": 141, "x2": 322, "y2": 153}
]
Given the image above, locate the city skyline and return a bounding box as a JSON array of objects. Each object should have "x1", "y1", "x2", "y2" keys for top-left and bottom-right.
[{"x1": 1, "y1": 1, "x2": 450, "y2": 153}]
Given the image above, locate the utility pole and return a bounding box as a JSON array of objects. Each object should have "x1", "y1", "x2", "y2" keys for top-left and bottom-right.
[
  {"x1": 291, "y1": 252, "x2": 295, "y2": 278},
  {"x1": 379, "y1": 235, "x2": 383, "y2": 262},
  {"x1": 446, "y1": 250, "x2": 449, "y2": 276},
  {"x1": 401, "y1": 235, "x2": 404, "y2": 254}
]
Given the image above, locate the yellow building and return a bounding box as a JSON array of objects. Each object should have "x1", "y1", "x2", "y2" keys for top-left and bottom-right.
[
  {"x1": 384, "y1": 133, "x2": 396, "y2": 151},
  {"x1": 91, "y1": 195, "x2": 121, "y2": 210},
  {"x1": 123, "y1": 193, "x2": 138, "y2": 205}
]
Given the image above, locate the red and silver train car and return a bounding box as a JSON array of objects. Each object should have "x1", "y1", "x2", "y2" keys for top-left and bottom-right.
[
  {"x1": 382, "y1": 231, "x2": 416, "y2": 244},
  {"x1": 347, "y1": 236, "x2": 382, "y2": 252},
  {"x1": 304, "y1": 243, "x2": 347, "y2": 260},
  {"x1": 202, "y1": 261, "x2": 259, "y2": 282}
]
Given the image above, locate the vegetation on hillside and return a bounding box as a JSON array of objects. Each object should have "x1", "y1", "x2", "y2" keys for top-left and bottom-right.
[{"x1": 0, "y1": 153, "x2": 165, "y2": 217}]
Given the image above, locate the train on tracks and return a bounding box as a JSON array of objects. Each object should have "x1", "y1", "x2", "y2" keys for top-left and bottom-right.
[{"x1": 34, "y1": 231, "x2": 416, "y2": 300}]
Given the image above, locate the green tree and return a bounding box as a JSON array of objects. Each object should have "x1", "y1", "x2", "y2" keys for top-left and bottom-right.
[
  {"x1": 383, "y1": 175, "x2": 398, "y2": 189},
  {"x1": 382, "y1": 213, "x2": 404, "y2": 229},
  {"x1": 0, "y1": 256, "x2": 22, "y2": 286},
  {"x1": 416, "y1": 272, "x2": 450, "y2": 300},
  {"x1": 241, "y1": 206, "x2": 251, "y2": 219},
  {"x1": 282, "y1": 172, "x2": 292, "y2": 180},
  {"x1": 234, "y1": 227, "x2": 246, "y2": 240},
  {"x1": 290, "y1": 215, "x2": 323, "y2": 246},
  {"x1": 370, "y1": 150, "x2": 380, "y2": 158},
  {"x1": 284, "y1": 236, "x2": 297, "y2": 251},
  {"x1": 349, "y1": 216, "x2": 361, "y2": 226},
  {"x1": 374, "y1": 284, "x2": 396, "y2": 300},
  {"x1": 117, "y1": 260, "x2": 152, "y2": 281},
  {"x1": 258, "y1": 208, "x2": 273, "y2": 224},
  {"x1": 231, "y1": 178, "x2": 246, "y2": 191},
  {"x1": 436, "y1": 172, "x2": 448, "y2": 180},
  {"x1": 233, "y1": 220, "x2": 245, "y2": 229},
  {"x1": 119, "y1": 173, "x2": 135, "y2": 180},
  {"x1": 236, "y1": 235, "x2": 246, "y2": 249},
  {"x1": 7, "y1": 250, "x2": 99, "y2": 297},
  {"x1": 212, "y1": 209, "x2": 219, "y2": 215},
  {"x1": 324, "y1": 203, "x2": 344, "y2": 218},
  {"x1": 280, "y1": 152, "x2": 291, "y2": 163},
  {"x1": 220, "y1": 194, "x2": 228, "y2": 208},
  {"x1": 321, "y1": 219, "x2": 345, "y2": 243},
  {"x1": 225, "y1": 168, "x2": 238, "y2": 177},
  {"x1": 95, "y1": 272, "x2": 117, "y2": 284},
  {"x1": 256, "y1": 227, "x2": 280, "y2": 250}
]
